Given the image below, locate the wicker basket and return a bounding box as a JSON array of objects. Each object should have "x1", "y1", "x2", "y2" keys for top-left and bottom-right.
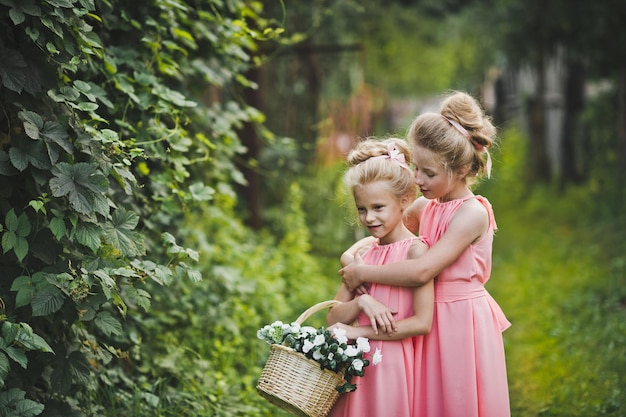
[{"x1": 256, "y1": 300, "x2": 345, "y2": 417}]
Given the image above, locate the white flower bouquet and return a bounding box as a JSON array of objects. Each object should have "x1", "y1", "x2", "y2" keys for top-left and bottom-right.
[{"x1": 257, "y1": 319, "x2": 382, "y2": 393}]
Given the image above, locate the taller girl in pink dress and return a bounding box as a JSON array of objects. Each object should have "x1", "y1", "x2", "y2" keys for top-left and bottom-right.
[
  {"x1": 340, "y1": 91, "x2": 511, "y2": 417},
  {"x1": 326, "y1": 138, "x2": 434, "y2": 417}
]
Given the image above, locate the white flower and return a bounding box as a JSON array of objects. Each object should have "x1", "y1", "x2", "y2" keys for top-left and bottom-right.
[
  {"x1": 313, "y1": 334, "x2": 326, "y2": 346},
  {"x1": 332, "y1": 327, "x2": 348, "y2": 344},
  {"x1": 351, "y1": 359, "x2": 364, "y2": 372},
  {"x1": 373, "y1": 348, "x2": 383, "y2": 365},
  {"x1": 300, "y1": 326, "x2": 317, "y2": 336},
  {"x1": 302, "y1": 340, "x2": 314, "y2": 353},
  {"x1": 289, "y1": 323, "x2": 301, "y2": 333},
  {"x1": 270, "y1": 320, "x2": 284, "y2": 327},
  {"x1": 344, "y1": 345, "x2": 359, "y2": 357},
  {"x1": 356, "y1": 337, "x2": 370, "y2": 353},
  {"x1": 312, "y1": 350, "x2": 323, "y2": 361}
]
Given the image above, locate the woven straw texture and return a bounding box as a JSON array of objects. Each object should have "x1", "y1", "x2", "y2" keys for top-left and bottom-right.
[{"x1": 257, "y1": 300, "x2": 345, "y2": 417}]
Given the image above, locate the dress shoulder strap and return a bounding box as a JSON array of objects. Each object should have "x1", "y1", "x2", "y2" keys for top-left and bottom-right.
[{"x1": 473, "y1": 195, "x2": 497, "y2": 231}]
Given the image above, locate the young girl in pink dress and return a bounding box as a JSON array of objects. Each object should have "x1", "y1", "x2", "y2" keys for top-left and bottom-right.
[
  {"x1": 326, "y1": 138, "x2": 434, "y2": 417},
  {"x1": 340, "y1": 91, "x2": 511, "y2": 417}
]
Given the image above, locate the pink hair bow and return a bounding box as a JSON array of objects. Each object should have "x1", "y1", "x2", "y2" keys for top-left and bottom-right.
[{"x1": 371, "y1": 143, "x2": 411, "y2": 171}]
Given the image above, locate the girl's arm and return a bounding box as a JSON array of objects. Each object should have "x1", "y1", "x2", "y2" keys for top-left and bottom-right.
[
  {"x1": 325, "y1": 284, "x2": 361, "y2": 326},
  {"x1": 402, "y1": 196, "x2": 425, "y2": 234},
  {"x1": 329, "y1": 239, "x2": 434, "y2": 340},
  {"x1": 326, "y1": 285, "x2": 398, "y2": 335},
  {"x1": 340, "y1": 236, "x2": 377, "y2": 267},
  {"x1": 329, "y1": 280, "x2": 433, "y2": 340},
  {"x1": 340, "y1": 199, "x2": 489, "y2": 290}
]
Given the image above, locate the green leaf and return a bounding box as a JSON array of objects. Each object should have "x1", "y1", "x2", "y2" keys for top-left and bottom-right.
[
  {"x1": 1, "y1": 322, "x2": 18, "y2": 345},
  {"x1": 152, "y1": 265, "x2": 173, "y2": 285},
  {"x1": 47, "y1": 0, "x2": 75, "y2": 8},
  {"x1": 14, "y1": 398, "x2": 44, "y2": 417},
  {"x1": 75, "y1": 102, "x2": 99, "y2": 112},
  {"x1": 13, "y1": 236, "x2": 28, "y2": 261},
  {"x1": 103, "y1": 54, "x2": 117, "y2": 74},
  {"x1": 0, "y1": 46, "x2": 27, "y2": 93},
  {"x1": 92, "y1": 270, "x2": 116, "y2": 300},
  {"x1": 49, "y1": 216, "x2": 66, "y2": 240},
  {"x1": 126, "y1": 287, "x2": 151, "y2": 311},
  {"x1": 41, "y1": 17, "x2": 63, "y2": 38},
  {"x1": 31, "y1": 286, "x2": 64, "y2": 316},
  {"x1": 18, "y1": 110, "x2": 43, "y2": 140},
  {"x1": 0, "y1": 388, "x2": 44, "y2": 417},
  {"x1": 15, "y1": 329, "x2": 53, "y2": 353},
  {"x1": 41, "y1": 121, "x2": 72, "y2": 154},
  {"x1": 5, "y1": 209, "x2": 18, "y2": 232},
  {"x1": 15, "y1": 212, "x2": 31, "y2": 237},
  {"x1": 4, "y1": 347, "x2": 27, "y2": 369},
  {"x1": 104, "y1": 208, "x2": 145, "y2": 257},
  {"x1": 8, "y1": 8, "x2": 25, "y2": 25},
  {"x1": 187, "y1": 269, "x2": 202, "y2": 282},
  {"x1": 8, "y1": 146, "x2": 29, "y2": 171},
  {"x1": 2, "y1": 231, "x2": 17, "y2": 253},
  {"x1": 8, "y1": 140, "x2": 51, "y2": 170},
  {"x1": 2, "y1": 211, "x2": 32, "y2": 261},
  {"x1": 111, "y1": 165, "x2": 136, "y2": 194},
  {"x1": 50, "y1": 351, "x2": 90, "y2": 394},
  {"x1": 50, "y1": 162, "x2": 109, "y2": 215},
  {"x1": 75, "y1": 222, "x2": 102, "y2": 253},
  {"x1": 10, "y1": 276, "x2": 34, "y2": 308},
  {"x1": 94, "y1": 311, "x2": 123, "y2": 337},
  {"x1": 153, "y1": 85, "x2": 197, "y2": 107},
  {"x1": 79, "y1": 0, "x2": 95, "y2": 10},
  {"x1": 189, "y1": 182, "x2": 215, "y2": 201},
  {"x1": 48, "y1": 86, "x2": 80, "y2": 102},
  {"x1": 0, "y1": 353, "x2": 9, "y2": 386},
  {"x1": 28, "y1": 199, "x2": 45, "y2": 214}
]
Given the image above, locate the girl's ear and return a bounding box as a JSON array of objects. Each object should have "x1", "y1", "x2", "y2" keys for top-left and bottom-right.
[
  {"x1": 400, "y1": 193, "x2": 412, "y2": 210},
  {"x1": 456, "y1": 164, "x2": 470, "y2": 180}
]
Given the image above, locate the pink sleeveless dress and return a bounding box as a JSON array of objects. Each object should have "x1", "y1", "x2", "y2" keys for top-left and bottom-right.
[
  {"x1": 414, "y1": 195, "x2": 511, "y2": 417},
  {"x1": 330, "y1": 236, "x2": 426, "y2": 417}
]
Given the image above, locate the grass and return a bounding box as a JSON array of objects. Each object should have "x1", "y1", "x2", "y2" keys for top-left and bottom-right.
[{"x1": 487, "y1": 187, "x2": 626, "y2": 417}]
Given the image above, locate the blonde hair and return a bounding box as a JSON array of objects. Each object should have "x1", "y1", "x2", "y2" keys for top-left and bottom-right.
[
  {"x1": 408, "y1": 91, "x2": 496, "y2": 185},
  {"x1": 344, "y1": 137, "x2": 416, "y2": 200}
]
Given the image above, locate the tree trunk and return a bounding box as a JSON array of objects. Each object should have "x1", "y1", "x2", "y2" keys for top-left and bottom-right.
[
  {"x1": 617, "y1": 67, "x2": 626, "y2": 205},
  {"x1": 239, "y1": 66, "x2": 263, "y2": 230},
  {"x1": 527, "y1": 52, "x2": 551, "y2": 182},
  {"x1": 560, "y1": 56, "x2": 585, "y2": 188}
]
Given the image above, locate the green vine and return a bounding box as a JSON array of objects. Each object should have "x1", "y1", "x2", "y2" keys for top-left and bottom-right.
[{"x1": 0, "y1": 0, "x2": 282, "y2": 414}]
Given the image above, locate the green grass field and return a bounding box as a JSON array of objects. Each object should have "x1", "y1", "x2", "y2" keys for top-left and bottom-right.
[{"x1": 488, "y1": 190, "x2": 626, "y2": 416}]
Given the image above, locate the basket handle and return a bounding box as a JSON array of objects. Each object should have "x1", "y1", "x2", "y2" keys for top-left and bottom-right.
[{"x1": 295, "y1": 300, "x2": 342, "y2": 325}]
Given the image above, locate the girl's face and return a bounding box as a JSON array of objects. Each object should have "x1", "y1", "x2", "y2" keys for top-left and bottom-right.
[
  {"x1": 412, "y1": 145, "x2": 466, "y2": 202},
  {"x1": 353, "y1": 181, "x2": 409, "y2": 245}
]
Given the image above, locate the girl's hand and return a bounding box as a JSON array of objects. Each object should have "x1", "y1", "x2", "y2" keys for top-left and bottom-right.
[
  {"x1": 339, "y1": 253, "x2": 365, "y2": 292},
  {"x1": 328, "y1": 322, "x2": 364, "y2": 340},
  {"x1": 357, "y1": 294, "x2": 398, "y2": 336},
  {"x1": 353, "y1": 283, "x2": 370, "y2": 296}
]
